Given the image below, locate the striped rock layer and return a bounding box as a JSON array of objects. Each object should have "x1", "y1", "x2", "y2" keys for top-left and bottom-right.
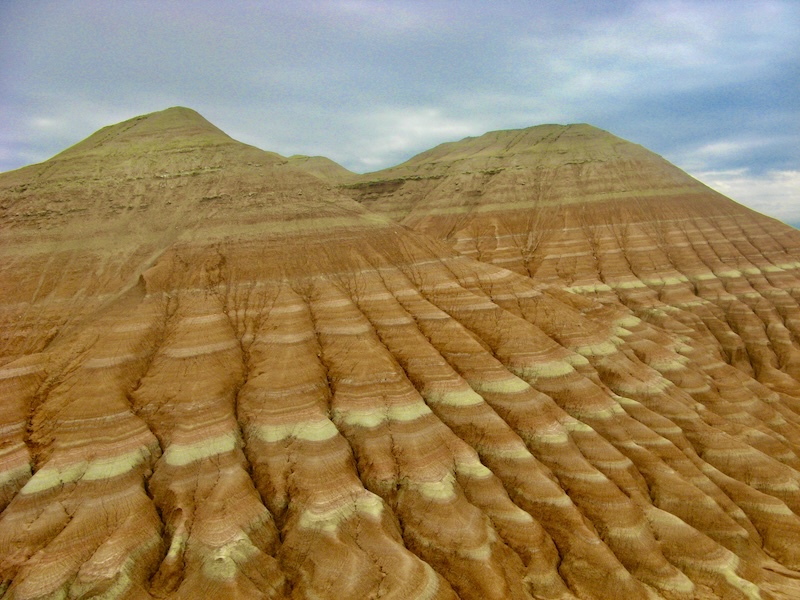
[{"x1": 1, "y1": 108, "x2": 800, "y2": 600}]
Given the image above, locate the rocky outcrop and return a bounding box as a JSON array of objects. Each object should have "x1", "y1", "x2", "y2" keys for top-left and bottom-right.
[{"x1": 1, "y1": 109, "x2": 800, "y2": 599}]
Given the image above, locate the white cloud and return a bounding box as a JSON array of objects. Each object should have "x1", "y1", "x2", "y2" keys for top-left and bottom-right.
[
  {"x1": 351, "y1": 107, "x2": 488, "y2": 171},
  {"x1": 0, "y1": 0, "x2": 796, "y2": 184},
  {"x1": 512, "y1": 0, "x2": 798, "y2": 104},
  {"x1": 673, "y1": 137, "x2": 775, "y2": 171},
  {"x1": 319, "y1": 1, "x2": 447, "y2": 33},
  {"x1": 694, "y1": 168, "x2": 800, "y2": 225}
]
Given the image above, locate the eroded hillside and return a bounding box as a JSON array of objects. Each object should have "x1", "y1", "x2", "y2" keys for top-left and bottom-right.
[{"x1": 1, "y1": 109, "x2": 800, "y2": 599}]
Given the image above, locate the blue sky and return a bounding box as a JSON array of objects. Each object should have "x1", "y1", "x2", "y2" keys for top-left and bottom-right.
[{"x1": 1, "y1": 0, "x2": 798, "y2": 225}]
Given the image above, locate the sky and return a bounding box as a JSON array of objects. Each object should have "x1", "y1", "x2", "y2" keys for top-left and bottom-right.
[{"x1": 1, "y1": 0, "x2": 798, "y2": 226}]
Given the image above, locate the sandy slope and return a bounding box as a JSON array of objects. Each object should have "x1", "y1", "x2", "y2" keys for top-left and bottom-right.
[{"x1": 1, "y1": 108, "x2": 800, "y2": 599}]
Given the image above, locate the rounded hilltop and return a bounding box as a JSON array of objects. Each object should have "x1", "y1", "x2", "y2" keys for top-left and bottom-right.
[
  {"x1": 358, "y1": 123, "x2": 651, "y2": 178},
  {"x1": 1, "y1": 108, "x2": 800, "y2": 600},
  {"x1": 51, "y1": 106, "x2": 237, "y2": 160},
  {"x1": 338, "y1": 121, "x2": 717, "y2": 240}
]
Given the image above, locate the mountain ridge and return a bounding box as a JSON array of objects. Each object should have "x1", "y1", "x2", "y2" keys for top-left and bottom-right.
[
  {"x1": 357, "y1": 123, "x2": 633, "y2": 174},
  {"x1": 52, "y1": 106, "x2": 233, "y2": 155},
  {"x1": 2, "y1": 108, "x2": 800, "y2": 600}
]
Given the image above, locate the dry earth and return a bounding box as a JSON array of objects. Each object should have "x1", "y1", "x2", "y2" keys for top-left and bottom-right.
[{"x1": 1, "y1": 108, "x2": 800, "y2": 599}]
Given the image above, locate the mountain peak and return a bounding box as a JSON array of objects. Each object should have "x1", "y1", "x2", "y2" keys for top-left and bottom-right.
[
  {"x1": 3, "y1": 109, "x2": 800, "y2": 600},
  {"x1": 53, "y1": 106, "x2": 234, "y2": 160},
  {"x1": 130, "y1": 106, "x2": 226, "y2": 133},
  {"x1": 286, "y1": 154, "x2": 356, "y2": 183},
  {"x1": 389, "y1": 122, "x2": 632, "y2": 172},
  {"x1": 341, "y1": 121, "x2": 711, "y2": 239}
]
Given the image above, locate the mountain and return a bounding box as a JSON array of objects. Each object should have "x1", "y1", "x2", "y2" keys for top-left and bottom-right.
[
  {"x1": 285, "y1": 155, "x2": 356, "y2": 184},
  {"x1": 0, "y1": 107, "x2": 370, "y2": 365},
  {"x1": 2, "y1": 109, "x2": 800, "y2": 600},
  {"x1": 340, "y1": 123, "x2": 756, "y2": 243},
  {"x1": 341, "y1": 124, "x2": 800, "y2": 391}
]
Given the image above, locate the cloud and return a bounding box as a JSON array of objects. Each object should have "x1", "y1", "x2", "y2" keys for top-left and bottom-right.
[
  {"x1": 513, "y1": 0, "x2": 798, "y2": 96},
  {"x1": 0, "y1": 0, "x2": 797, "y2": 228},
  {"x1": 316, "y1": 1, "x2": 453, "y2": 34},
  {"x1": 350, "y1": 107, "x2": 487, "y2": 170},
  {"x1": 672, "y1": 132, "x2": 797, "y2": 173},
  {"x1": 695, "y1": 168, "x2": 800, "y2": 225}
]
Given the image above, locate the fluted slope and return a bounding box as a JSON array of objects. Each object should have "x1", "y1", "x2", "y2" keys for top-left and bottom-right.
[
  {"x1": 1, "y1": 111, "x2": 800, "y2": 600},
  {"x1": 340, "y1": 124, "x2": 703, "y2": 227},
  {"x1": 339, "y1": 124, "x2": 800, "y2": 403},
  {"x1": 0, "y1": 107, "x2": 364, "y2": 364}
]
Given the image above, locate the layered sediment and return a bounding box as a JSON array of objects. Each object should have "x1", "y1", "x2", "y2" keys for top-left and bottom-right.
[{"x1": 1, "y1": 109, "x2": 800, "y2": 599}]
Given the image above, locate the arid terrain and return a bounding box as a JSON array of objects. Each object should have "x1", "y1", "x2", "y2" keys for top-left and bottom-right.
[{"x1": 2, "y1": 107, "x2": 800, "y2": 599}]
